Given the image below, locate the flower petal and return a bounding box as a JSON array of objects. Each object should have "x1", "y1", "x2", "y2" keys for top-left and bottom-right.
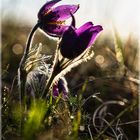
[
  {"x1": 72, "y1": 25, "x2": 102, "y2": 58},
  {"x1": 41, "y1": 24, "x2": 69, "y2": 37},
  {"x1": 47, "y1": 5, "x2": 79, "y2": 21},
  {"x1": 60, "y1": 26, "x2": 78, "y2": 58},
  {"x1": 60, "y1": 23, "x2": 103, "y2": 59},
  {"x1": 57, "y1": 77, "x2": 68, "y2": 99},
  {"x1": 72, "y1": 28, "x2": 94, "y2": 57},
  {"x1": 88, "y1": 25, "x2": 103, "y2": 47},
  {"x1": 52, "y1": 77, "x2": 68, "y2": 100},
  {"x1": 38, "y1": 0, "x2": 61, "y2": 19},
  {"x1": 75, "y1": 22, "x2": 94, "y2": 35},
  {"x1": 52, "y1": 84, "x2": 59, "y2": 97}
]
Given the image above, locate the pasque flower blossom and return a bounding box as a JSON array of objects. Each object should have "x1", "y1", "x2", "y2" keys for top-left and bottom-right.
[
  {"x1": 38, "y1": 0, "x2": 79, "y2": 37},
  {"x1": 60, "y1": 16, "x2": 103, "y2": 59}
]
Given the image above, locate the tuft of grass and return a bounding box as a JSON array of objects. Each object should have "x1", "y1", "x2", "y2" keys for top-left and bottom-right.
[
  {"x1": 23, "y1": 99, "x2": 48, "y2": 140},
  {"x1": 113, "y1": 30, "x2": 124, "y2": 66}
]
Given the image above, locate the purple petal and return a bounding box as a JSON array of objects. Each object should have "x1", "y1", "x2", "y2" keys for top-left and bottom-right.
[
  {"x1": 88, "y1": 25, "x2": 103, "y2": 47},
  {"x1": 70, "y1": 24, "x2": 102, "y2": 58},
  {"x1": 60, "y1": 26, "x2": 78, "y2": 58},
  {"x1": 52, "y1": 84, "x2": 59, "y2": 97},
  {"x1": 73, "y1": 27, "x2": 94, "y2": 56},
  {"x1": 47, "y1": 5, "x2": 79, "y2": 21},
  {"x1": 58, "y1": 77, "x2": 68, "y2": 99},
  {"x1": 38, "y1": 0, "x2": 61, "y2": 19},
  {"x1": 76, "y1": 24, "x2": 103, "y2": 49},
  {"x1": 76, "y1": 22, "x2": 93, "y2": 35},
  {"x1": 52, "y1": 78, "x2": 69, "y2": 100},
  {"x1": 60, "y1": 23, "x2": 103, "y2": 59},
  {"x1": 41, "y1": 24, "x2": 69, "y2": 37}
]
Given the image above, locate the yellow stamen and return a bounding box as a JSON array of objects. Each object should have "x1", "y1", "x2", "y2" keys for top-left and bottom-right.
[{"x1": 48, "y1": 21, "x2": 65, "y2": 25}]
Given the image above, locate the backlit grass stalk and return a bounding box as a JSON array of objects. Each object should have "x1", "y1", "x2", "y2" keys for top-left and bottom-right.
[
  {"x1": 114, "y1": 30, "x2": 124, "y2": 66},
  {"x1": 72, "y1": 110, "x2": 81, "y2": 138},
  {"x1": 94, "y1": 100, "x2": 138, "y2": 140}
]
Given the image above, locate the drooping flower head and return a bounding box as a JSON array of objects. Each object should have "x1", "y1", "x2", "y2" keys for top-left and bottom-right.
[
  {"x1": 59, "y1": 15, "x2": 103, "y2": 59},
  {"x1": 38, "y1": 0, "x2": 79, "y2": 37}
]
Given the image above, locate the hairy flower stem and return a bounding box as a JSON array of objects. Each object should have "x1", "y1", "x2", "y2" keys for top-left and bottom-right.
[
  {"x1": 41, "y1": 44, "x2": 62, "y2": 98},
  {"x1": 18, "y1": 23, "x2": 39, "y2": 135},
  {"x1": 42, "y1": 62, "x2": 60, "y2": 98},
  {"x1": 18, "y1": 23, "x2": 39, "y2": 99}
]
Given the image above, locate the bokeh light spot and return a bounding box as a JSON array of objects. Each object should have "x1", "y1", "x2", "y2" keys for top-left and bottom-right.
[
  {"x1": 95, "y1": 55, "x2": 104, "y2": 64},
  {"x1": 12, "y1": 43, "x2": 23, "y2": 55}
]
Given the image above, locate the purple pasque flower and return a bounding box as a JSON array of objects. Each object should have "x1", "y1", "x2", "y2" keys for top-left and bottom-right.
[
  {"x1": 38, "y1": 0, "x2": 79, "y2": 37},
  {"x1": 52, "y1": 77, "x2": 68, "y2": 100},
  {"x1": 60, "y1": 16, "x2": 103, "y2": 59}
]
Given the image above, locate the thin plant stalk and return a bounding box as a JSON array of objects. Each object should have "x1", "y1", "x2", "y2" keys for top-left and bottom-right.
[
  {"x1": 18, "y1": 22, "x2": 39, "y2": 135},
  {"x1": 18, "y1": 23, "x2": 39, "y2": 99},
  {"x1": 94, "y1": 100, "x2": 138, "y2": 140}
]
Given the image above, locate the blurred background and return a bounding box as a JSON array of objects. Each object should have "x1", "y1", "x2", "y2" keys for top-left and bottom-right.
[
  {"x1": 1, "y1": 1, "x2": 139, "y2": 139},
  {"x1": 2, "y1": 0, "x2": 139, "y2": 84},
  {"x1": 2, "y1": 0, "x2": 140, "y2": 37}
]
